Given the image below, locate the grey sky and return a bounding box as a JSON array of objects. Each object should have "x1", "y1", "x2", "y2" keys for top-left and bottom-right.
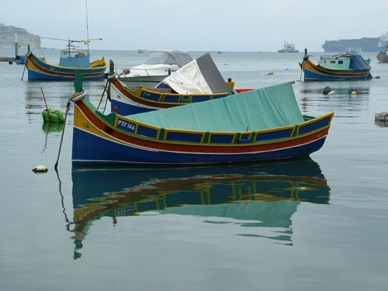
[{"x1": 1, "y1": 0, "x2": 386, "y2": 52}]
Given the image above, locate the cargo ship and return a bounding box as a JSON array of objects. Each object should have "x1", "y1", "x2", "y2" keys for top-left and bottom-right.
[
  {"x1": 322, "y1": 37, "x2": 380, "y2": 52},
  {"x1": 278, "y1": 41, "x2": 299, "y2": 53}
]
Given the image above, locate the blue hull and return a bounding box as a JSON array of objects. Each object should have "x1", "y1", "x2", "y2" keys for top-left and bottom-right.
[
  {"x1": 304, "y1": 70, "x2": 372, "y2": 81},
  {"x1": 110, "y1": 99, "x2": 154, "y2": 115},
  {"x1": 27, "y1": 69, "x2": 105, "y2": 81},
  {"x1": 26, "y1": 52, "x2": 107, "y2": 81},
  {"x1": 72, "y1": 128, "x2": 327, "y2": 166}
]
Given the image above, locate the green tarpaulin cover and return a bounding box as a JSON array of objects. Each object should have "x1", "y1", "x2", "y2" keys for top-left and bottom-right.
[{"x1": 129, "y1": 82, "x2": 304, "y2": 132}]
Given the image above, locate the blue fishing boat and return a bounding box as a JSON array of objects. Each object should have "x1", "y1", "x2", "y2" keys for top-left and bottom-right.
[
  {"x1": 108, "y1": 77, "x2": 233, "y2": 115},
  {"x1": 299, "y1": 49, "x2": 372, "y2": 81},
  {"x1": 108, "y1": 53, "x2": 237, "y2": 115},
  {"x1": 25, "y1": 41, "x2": 107, "y2": 81},
  {"x1": 25, "y1": 0, "x2": 107, "y2": 81},
  {"x1": 70, "y1": 73, "x2": 334, "y2": 166}
]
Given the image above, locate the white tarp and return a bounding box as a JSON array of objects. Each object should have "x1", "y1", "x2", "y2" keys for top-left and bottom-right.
[
  {"x1": 160, "y1": 60, "x2": 211, "y2": 94},
  {"x1": 158, "y1": 53, "x2": 231, "y2": 95}
]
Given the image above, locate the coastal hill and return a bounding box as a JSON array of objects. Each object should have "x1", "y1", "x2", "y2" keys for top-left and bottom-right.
[{"x1": 0, "y1": 23, "x2": 40, "y2": 48}]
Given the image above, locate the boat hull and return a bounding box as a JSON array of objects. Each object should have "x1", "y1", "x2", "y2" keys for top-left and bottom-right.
[
  {"x1": 72, "y1": 96, "x2": 334, "y2": 166},
  {"x1": 300, "y1": 58, "x2": 372, "y2": 81},
  {"x1": 72, "y1": 126, "x2": 329, "y2": 165},
  {"x1": 26, "y1": 52, "x2": 107, "y2": 81},
  {"x1": 109, "y1": 78, "x2": 229, "y2": 115}
]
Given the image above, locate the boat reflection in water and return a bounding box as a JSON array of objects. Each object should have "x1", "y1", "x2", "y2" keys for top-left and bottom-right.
[{"x1": 70, "y1": 158, "x2": 331, "y2": 259}]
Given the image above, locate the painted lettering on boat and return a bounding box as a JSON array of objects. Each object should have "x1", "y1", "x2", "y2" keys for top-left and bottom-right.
[{"x1": 117, "y1": 119, "x2": 136, "y2": 132}]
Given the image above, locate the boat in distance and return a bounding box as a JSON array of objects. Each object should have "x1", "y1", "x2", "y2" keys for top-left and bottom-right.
[
  {"x1": 299, "y1": 49, "x2": 372, "y2": 81},
  {"x1": 70, "y1": 74, "x2": 334, "y2": 166},
  {"x1": 278, "y1": 41, "x2": 299, "y2": 53},
  {"x1": 321, "y1": 37, "x2": 381, "y2": 52},
  {"x1": 25, "y1": 40, "x2": 108, "y2": 81}
]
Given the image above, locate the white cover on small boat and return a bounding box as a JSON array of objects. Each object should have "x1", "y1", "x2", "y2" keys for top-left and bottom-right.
[
  {"x1": 159, "y1": 53, "x2": 231, "y2": 95},
  {"x1": 161, "y1": 59, "x2": 211, "y2": 94}
]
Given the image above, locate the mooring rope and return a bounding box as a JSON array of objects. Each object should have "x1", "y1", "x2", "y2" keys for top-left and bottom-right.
[
  {"x1": 54, "y1": 91, "x2": 86, "y2": 171},
  {"x1": 97, "y1": 77, "x2": 111, "y2": 111}
]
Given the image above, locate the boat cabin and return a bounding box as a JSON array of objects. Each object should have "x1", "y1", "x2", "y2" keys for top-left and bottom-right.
[
  {"x1": 318, "y1": 52, "x2": 370, "y2": 70},
  {"x1": 59, "y1": 44, "x2": 90, "y2": 68},
  {"x1": 318, "y1": 55, "x2": 351, "y2": 69}
]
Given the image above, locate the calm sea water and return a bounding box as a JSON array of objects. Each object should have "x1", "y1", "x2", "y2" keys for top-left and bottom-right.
[{"x1": 0, "y1": 48, "x2": 388, "y2": 291}]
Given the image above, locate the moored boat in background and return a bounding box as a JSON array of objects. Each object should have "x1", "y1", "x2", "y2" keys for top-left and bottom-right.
[
  {"x1": 108, "y1": 77, "x2": 232, "y2": 115},
  {"x1": 118, "y1": 50, "x2": 193, "y2": 88},
  {"x1": 108, "y1": 53, "x2": 236, "y2": 115},
  {"x1": 25, "y1": 0, "x2": 108, "y2": 81},
  {"x1": 25, "y1": 40, "x2": 108, "y2": 81},
  {"x1": 299, "y1": 49, "x2": 372, "y2": 81}
]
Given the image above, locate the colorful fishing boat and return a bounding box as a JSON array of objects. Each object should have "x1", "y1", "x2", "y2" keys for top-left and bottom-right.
[
  {"x1": 108, "y1": 53, "x2": 236, "y2": 115},
  {"x1": 118, "y1": 50, "x2": 193, "y2": 88},
  {"x1": 108, "y1": 77, "x2": 234, "y2": 115},
  {"x1": 71, "y1": 74, "x2": 334, "y2": 166},
  {"x1": 25, "y1": 41, "x2": 108, "y2": 81},
  {"x1": 69, "y1": 158, "x2": 331, "y2": 258},
  {"x1": 299, "y1": 49, "x2": 372, "y2": 81}
]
